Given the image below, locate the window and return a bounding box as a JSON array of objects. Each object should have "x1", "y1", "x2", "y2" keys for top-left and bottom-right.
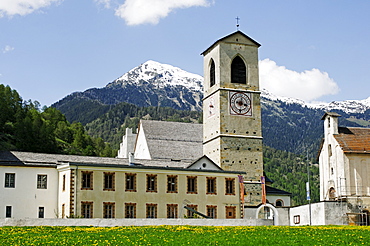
[
  {"x1": 225, "y1": 206, "x2": 236, "y2": 219},
  {"x1": 103, "y1": 172, "x2": 115, "y2": 191},
  {"x1": 146, "y1": 204, "x2": 157, "y2": 219},
  {"x1": 206, "y1": 205, "x2": 217, "y2": 219},
  {"x1": 82, "y1": 171, "x2": 93, "y2": 190},
  {"x1": 4, "y1": 173, "x2": 15, "y2": 188},
  {"x1": 187, "y1": 176, "x2": 197, "y2": 194},
  {"x1": 231, "y1": 56, "x2": 246, "y2": 84},
  {"x1": 38, "y1": 207, "x2": 44, "y2": 218},
  {"x1": 125, "y1": 203, "x2": 136, "y2": 218},
  {"x1": 328, "y1": 144, "x2": 332, "y2": 157},
  {"x1": 81, "y1": 202, "x2": 93, "y2": 218},
  {"x1": 6, "y1": 206, "x2": 12, "y2": 218},
  {"x1": 62, "y1": 174, "x2": 66, "y2": 191},
  {"x1": 167, "y1": 204, "x2": 178, "y2": 219},
  {"x1": 125, "y1": 173, "x2": 136, "y2": 192},
  {"x1": 103, "y1": 202, "x2": 115, "y2": 218},
  {"x1": 210, "y1": 58, "x2": 215, "y2": 87},
  {"x1": 186, "y1": 205, "x2": 198, "y2": 218},
  {"x1": 146, "y1": 174, "x2": 157, "y2": 192},
  {"x1": 62, "y1": 204, "x2": 65, "y2": 218},
  {"x1": 294, "y1": 215, "x2": 300, "y2": 224},
  {"x1": 37, "y1": 175, "x2": 47, "y2": 189},
  {"x1": 225, "y1": 178, "x2": 235, "y2": 195},
  {"x1": 207, "y1": 177, "x2": 217, "y2": 194},
  {"x1": 167, "y1": 175, "x2": 177, "y2": 193},
  {"x1": 275, "y1": 200, "x2": 284, "y2": 207}
]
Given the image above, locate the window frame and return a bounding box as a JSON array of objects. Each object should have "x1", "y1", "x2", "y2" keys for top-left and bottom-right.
[
  {"x1": 103, "y1": 172, "x2": 115, "y2": 191},
  {"x1": 294, "y1": 215, "x2": 300, "y2": 224},
  {"x1": 37, "y1": 174, "x2": 47, "y2": 189},
  {"x1": 103, "y1": 202, "x2": 115, "y2": 218},
  {"x1": 4, "y1": 173, "x2": 15, "y2": 188},
  {"x1": 167, "y1": 175, "x2": 178, "y2": 193},
  {"x1": 81, "y1": 171, "x2": 93, "y2": 190},
  {"x1": 6, "y1": 206, "x2": 12, "y2": 218},
  {"x1": 187, "y1": 176, "x2": 197, "y2": 194},
  {"x1": 206, "y1": 177, "x2": 217, "y2": 194},
  {"x1": 146, "y1": 203, "x2": 157, "y2": 219},
  {"x1": 225, "y1": 206, "x2": 236, "y2": 219},
  {"x1": 231, "y1": 55, "x2": 247, "y2": 84},
  {"x1": 206, "y1": 205, "x2": 217, "y2": 219},
  {"x1": 38, "y1": 207, "x2": 45, "y2": 218},
  {"x1": 125, "y1": 203, "x2": 136, "y2": 219},
  {"x1": 186, "y1": 204, "x2": 198, "y2": 219},
  {"x1": 167, "y1": 204, "x2": 178, "y2": 219},
  {"x1": 81, "y1": 201, "x2": 93, "y2": 218},
  {"x1": 125, "y1": 173, "x2": 136, "y2": 192},
  {"x1": 225, "y1": 178, "x2": 235, "y2": 195},
  {"x1": 146, "y1": 174, "x2": 157, "y2": 192},
  {"x1": 210, "y1": 58, "x2": 215, "y2": 87},
  {"x1": 275, "y1": 199, "x2": 284, "y2": 207}
]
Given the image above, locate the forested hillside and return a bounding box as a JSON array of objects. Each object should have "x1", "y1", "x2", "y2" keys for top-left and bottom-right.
[
  {"x1": 0, "y1": 85, "x2": 115, "y2": 157},
  {"x1": 264, "y1": 146, "x2": 319, "y2": 205}
]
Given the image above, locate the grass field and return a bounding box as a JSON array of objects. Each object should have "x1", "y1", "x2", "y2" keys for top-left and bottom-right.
[{"x1": 0, "y1": 225, "x2": 369, "y2": 245}]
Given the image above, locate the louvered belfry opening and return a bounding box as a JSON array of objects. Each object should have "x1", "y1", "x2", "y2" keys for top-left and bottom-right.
[
  {"x1": 210, "y1": 59, "x2": 215, "y2": 87},
  {"x1": 231, "y1": 56, "x2": 246, "y2": 84}
]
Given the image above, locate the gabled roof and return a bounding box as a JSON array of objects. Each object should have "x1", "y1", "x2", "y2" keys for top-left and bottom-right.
[
  {"x1": 201, "y1": 30, "x2": 261, "y2": 56},
  {"x1": 140, "y1": 120, "x2": 203, "y2": 161},
  {"x1": 186, "y1": 155, "x2": 222, "y2": 170},
  {"x1": 321, "y1": 112, "x2": 341, "y2": 120},
  {"x1": 334, "y1": 127, "x2": 370, "y2": 154}
]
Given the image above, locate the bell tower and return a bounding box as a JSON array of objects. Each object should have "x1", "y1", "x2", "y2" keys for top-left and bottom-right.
[{"x1": 202, "y1": 31, "x2": 263, "y2": 205}]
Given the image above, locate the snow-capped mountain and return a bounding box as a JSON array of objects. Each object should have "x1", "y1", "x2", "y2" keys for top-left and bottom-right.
[
  {"x1": 54, "y1": 59, "x2": 370, "y2": 120},
  {"x1": 108, "y1": 60, "x2": 203, "y2": 93},
  {"x1": 103, "y1": 60, "x2": 203, "y2": 111},
  {"x1": 261, "y1": 89, "x2": 370, "y2": 114}
]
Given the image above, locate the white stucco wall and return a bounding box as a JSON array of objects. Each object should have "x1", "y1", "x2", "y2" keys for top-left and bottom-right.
[
  {"x1": 266, "y1": 195, "x2": 290, "y2": 207},
  {"x1": 289, "y1": 201, "x2": 348, "y2": 226},
  {"x1": 0, "y1": 166, "x2": 58, "y2": 219},
  {"x1": 134, "y1": 123, "x2": 151, "y2": 160}
]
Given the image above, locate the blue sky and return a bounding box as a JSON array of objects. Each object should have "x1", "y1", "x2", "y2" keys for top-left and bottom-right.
[{"x1": 0, "y1": 0, "x2": 369, "y2": 106}]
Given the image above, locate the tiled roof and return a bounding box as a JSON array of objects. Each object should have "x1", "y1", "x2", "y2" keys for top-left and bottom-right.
[
  {"x1": 334, "y1": 127, "x2": 370, "y2": 154},
  {"x1": 266, "y1": 186, "x2": 291, "y2": 195},
  {"x1": 0, "y1": 151, "x2": 244, "y2": 174},
  {"x1": 0, "y1": 151, "x2": 190, "y2": 168},
  {"x1": 141, "y1": 120, "x2": 203, "y2": 161}
]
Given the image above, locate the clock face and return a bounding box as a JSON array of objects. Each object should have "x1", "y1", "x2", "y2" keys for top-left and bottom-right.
[{"x1": 229, "y1": 92, "x2": 252, "y2": 116}]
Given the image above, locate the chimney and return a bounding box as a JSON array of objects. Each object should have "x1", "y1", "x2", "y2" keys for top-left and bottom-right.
[{"x1": 129, "y1": 152, "x2": 135, "y2": 166}]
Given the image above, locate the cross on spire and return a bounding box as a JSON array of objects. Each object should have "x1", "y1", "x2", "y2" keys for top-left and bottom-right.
[{"x1": 236, "y1": 16, "x2": 240, "y2": 30}]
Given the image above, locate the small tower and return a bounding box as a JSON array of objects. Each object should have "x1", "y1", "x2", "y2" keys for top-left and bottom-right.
[
  {"x1": 320, "y1": 112, "x2": 341, "y2": 201},
  {"x1": 201, "y1": 31, "x2": 263, "y2": 205}
]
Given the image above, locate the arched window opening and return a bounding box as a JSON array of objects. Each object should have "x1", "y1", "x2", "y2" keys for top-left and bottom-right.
[
  {"x1": 275, "y1": 200, "x2": 283, "y2": 207},
  {"x1": 231, "y1": 56, "x2": 246, "y2": 84},
  {"x1": 210, "y1": 59, "x2": 215, "y2": 87}
]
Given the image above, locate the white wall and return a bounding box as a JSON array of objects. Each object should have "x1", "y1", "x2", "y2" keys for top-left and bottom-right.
[
  {"x1": 289, "y1": 201, "x2": 348, "y2": 226},
  {"x1": 0, "y1": 166, "x2": 58, "y2": 219},
  {"x1": 0, "y1": 218, "x2": 273, "y2": 227}
]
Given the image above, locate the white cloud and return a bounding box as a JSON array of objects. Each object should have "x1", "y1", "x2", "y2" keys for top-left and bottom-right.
[
  {"x1": 2, "y1": 45, "x2": 15, "y2": 53},
  {"x1": 259, "y1": 58, "x2": 339, "y2": 102},
  {"x1": 94, "y1": 0, "x2": 111, "y2": 9},
  {"x1": 0, "y1": 0, "x2": 61, "y2": 17},
  {"x1": 115, "y1": 0, "x2": 210, "y2": 26}
]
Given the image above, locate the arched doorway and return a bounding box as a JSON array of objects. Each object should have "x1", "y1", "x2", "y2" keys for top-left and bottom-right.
[{"x1": 255, "y1": 203, "x2": 279, "y2": 226}]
